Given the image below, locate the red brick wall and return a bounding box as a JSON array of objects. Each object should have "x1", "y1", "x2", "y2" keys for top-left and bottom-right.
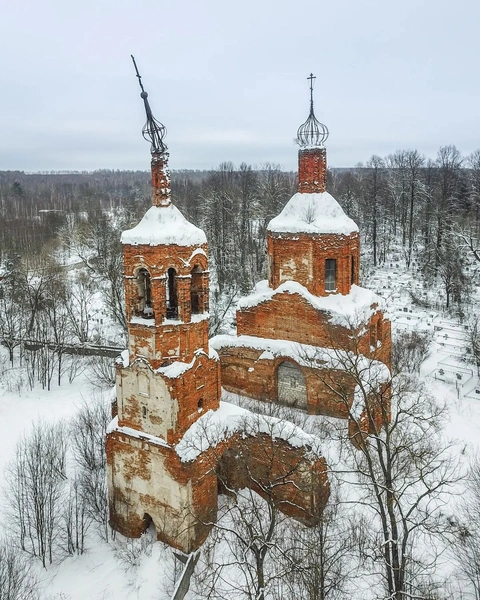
[
  {"x1": 106, "y1": 431, "x2": 218, "y2": 552},
  {"x1": 298, "y1": 147, "x2": 327, "y2": 194},
  {"x1": 151, "y1": 153, "x2": 171, "y2": 207},
  {"x1": 267, "y1": 231, "x2": 360, "y2": 296},
  {"x1": 218, "y1": 345, "x2": 357, "y2": 418},
  {"x1": 237, "y1": 291, "x2": 379, "y2": 350},
  {"x1": 218, "y1": 435, "x2": 329, "y2": 524},
  {"x1": 107, "y1": 422, "x2": 330, "y2": 552}
]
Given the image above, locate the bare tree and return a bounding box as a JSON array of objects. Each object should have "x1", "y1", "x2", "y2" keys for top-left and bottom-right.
[
  {"x1": 0, "y1": 538, "x2": 40, "y2": 600},
  {"x1": 283, "y1": 488, "x2": 356, "y2": 600},
  {"x1": 5, "y1": 422, "x2": 67, "y2": 567},
  {"x1": 320, "y1": 357, "x2": 459, "y2": 598},
  {"x1": 0, "y1": 271, "x2": 26, "y2": 365},
  {"x1": 452, "y1": 456, "x2": 480, "y2": 600},
  {"x1": 191, "y1": 409, "x2": 330, "y2": 600},
  {"x1": 392, "y1": 330, "x2": 432, "y2": 375},
  {"x1": 70, "y1": 397, "x2": 112, "y2": 542}
]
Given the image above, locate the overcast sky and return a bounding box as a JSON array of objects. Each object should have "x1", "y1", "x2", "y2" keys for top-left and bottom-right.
[{"x1": 1, "y1": 0, "x2": 479, "y2": 172}]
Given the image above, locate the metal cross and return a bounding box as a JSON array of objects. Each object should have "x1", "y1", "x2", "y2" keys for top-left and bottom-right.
[
  {"x1": 131, "y1": 55, "x2": 146, "y2": 96},
  {"x1": 307, "y1": 73, "x2": 316, "y2": 113}
]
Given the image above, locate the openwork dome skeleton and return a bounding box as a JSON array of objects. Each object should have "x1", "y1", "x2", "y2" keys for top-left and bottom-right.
[
  {"x1": 296, "y1": 73, "x2": 329, "y2": 148},
  {"x1": 131, "y1": 55, "x2": 168, "y2": 155}
]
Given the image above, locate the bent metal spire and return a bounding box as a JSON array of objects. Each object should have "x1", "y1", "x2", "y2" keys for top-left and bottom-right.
[
  {"x1": 131, "y1": 55, "x2": 171, "y2": 207},
  {"x1": 296, "y1": 73, "x2": 329, "y2": 194}
]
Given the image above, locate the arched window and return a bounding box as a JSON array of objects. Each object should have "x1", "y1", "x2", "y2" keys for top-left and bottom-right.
[
  {"x1": 136, "y1": 268, "x2": 153, "y2": 318},
  {"x1": 166, "y1": 268, "x2": 178, "y2": 319},
  {"x1": 351, "y1": 256, "x2": 356, "y2": 285},
  {"x1": 377, "y1": 319, "x2": 382, "y2": 344},
  {"x1": 191, "y1": 265, "x2": 202, "y2": 314},
  {"x1": 277, "y1": 361, "x2": 307, "y2": 409}
]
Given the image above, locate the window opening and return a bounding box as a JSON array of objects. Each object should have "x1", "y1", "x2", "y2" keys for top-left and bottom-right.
[
  {"x1": 142, "y1": 405, "x2": 147, "y2": 418},
  {"x1": 191, "y1": 265, "x2": 202, "y2": 315},
  {"x1": 325, "y1": 259, "x2": 336, "y2": 292},
  {"x1": 137, "y1": 268, "x2": 153, "y2": 318},
  {"x1": 166, "y1": 268, "x2": 178, "y2": 319},
  {"x1": 267, "y1": 254, "x2": 274, "y2": 286},
  {"x1": 370, "y1": 325, "x2": 376, "y2": 348},
  {"x1": 138, "y1": 372, "x2": 150, "y2": 397},
  {"x1": 277, "y1": 361, "x2": 307, "y2": 409},
  {"x1": 351, "y1": 256, "x2": 355, "y2": 285},
  {"x1": 197, "y1": 398, "x2": 204, "y2": 412},
  {"x1": 377, "y1": 319, "x2": 382, "y2": 344}
]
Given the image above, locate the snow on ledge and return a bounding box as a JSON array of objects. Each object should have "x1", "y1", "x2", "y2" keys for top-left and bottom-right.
[
  {"x1": 237, "y1": 280, "x2": 383, "y2": 328},
  {"x1": 175, "y1": 401, "x2": 324, "y2": 463},
  {"x1": 121, "y1": 205, "x2": 207, "y2": 247},
  {"x1": 107, "y1": 416, "x2": 170, "y2": 449},
  {"x1": 210, "y1": 334, "x2": 390, "y2": 385},
  {"x1": 267, "y1": 192, "x2": 358, "y2": 235},
  {"x1": 130, "y1": 316, "x2": 156, "y2": 327}
]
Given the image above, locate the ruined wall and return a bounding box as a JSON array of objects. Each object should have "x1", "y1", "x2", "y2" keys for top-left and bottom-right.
[
  {"x1": 218, "y1": 434, "x2": 330, "y2": 524},
  {"x1": 218, "y1": 346, "x2": 357, "y2": 418},
  {"x1": 116, "y1": 353, "x2": 220, "y2": 444},
  {"x1": 106, "y1": 423, "x2": 330, "y2": 553},
  {"x1": 106, "y1": 431, "x2": 217, "y2": 553}
]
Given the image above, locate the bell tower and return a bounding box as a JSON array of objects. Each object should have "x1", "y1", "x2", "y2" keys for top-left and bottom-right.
[{"x1": 106, "y1": 57, "x2": 220, "y2": 551}]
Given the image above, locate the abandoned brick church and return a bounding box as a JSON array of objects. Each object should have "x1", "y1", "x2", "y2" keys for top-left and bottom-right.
[{"x1": 106, "y1": 69, "x2": 391, "y2": 553}]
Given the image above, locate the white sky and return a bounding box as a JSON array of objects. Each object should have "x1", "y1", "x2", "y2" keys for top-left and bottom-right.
[{"x1": 1, "y1": 0, "x2": 479, "y2": 172}]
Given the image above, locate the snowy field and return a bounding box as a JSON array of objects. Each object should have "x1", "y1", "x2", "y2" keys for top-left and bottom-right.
[{"x1": 0, "y1": 254, "x2": 479, "y2": 599}]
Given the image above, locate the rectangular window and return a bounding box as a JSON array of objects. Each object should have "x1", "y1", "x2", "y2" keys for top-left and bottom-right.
[
  {"x1": 351, "y1": 256, "x2": 355, "y2": 285},
  {"x1": 370, "y1": 325, "x2": 376, "y2": 348},
  {"x1": 325, "y1": 259, "x2": 336, "y2": 292}
]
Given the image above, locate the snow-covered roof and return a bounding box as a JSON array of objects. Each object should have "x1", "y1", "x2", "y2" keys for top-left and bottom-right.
[
  {"x1": 175, "y1": 401, "x2": 324, "y2": 463},
  {"x1": 210, "y1": 334, "x2": 390, "y2": 385},
  {"x1": 121, "y1": 205, "x2": 207, "y2": 247},
  {"x1": 267, "y1": 192, "x2": 358, "y2": 235},
  {"x1": 237, "y1": 280, "x2": 383, "y2": 328}
]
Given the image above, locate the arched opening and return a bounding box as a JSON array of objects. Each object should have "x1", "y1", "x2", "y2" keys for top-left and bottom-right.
[
  {"x1": 166, "y1": 268, "x2": 178, "y2": 319},
  {"x1": 277, "y1": 361, "x2": 307, "y2": 409},
  {"x1": 136, "y1": 268, "x2": 154, "y2": 318},
  {"x1": 377, "y1": 319, "x2": 382, "y2": 345},
  {"x1": 142, "y1": 513, "x2": 156, "y2": 537},
  {"x1": 137, "y1": 372, "x2": 150, "y2": 397},
  {"x1": 197, "y1": 398, "x2": 204, "y2": 412},
  {"x1": 190, "y1": 265, "x2": 202, "y2": 315}
]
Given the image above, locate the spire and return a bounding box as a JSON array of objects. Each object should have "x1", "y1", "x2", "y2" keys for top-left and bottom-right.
[
  {"x1": 296, "y1": 73, "x2": 329, "y2": 148},
  {"x1": 131, "y1": 55, "x2": 171, "y2": 207},
  {"x1": 131, "y1": 55, "x2": 168, "y2": 155}
]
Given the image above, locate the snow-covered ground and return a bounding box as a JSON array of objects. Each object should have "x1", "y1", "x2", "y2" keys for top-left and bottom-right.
[{"x1": 0, "y1": 252, "x2": 479, "y2": 599}]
